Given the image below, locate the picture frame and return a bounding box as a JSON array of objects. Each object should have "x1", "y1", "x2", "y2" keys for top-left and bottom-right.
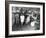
[{"x1": 5, "y1": 1, "x2": 45, "y2": 37}]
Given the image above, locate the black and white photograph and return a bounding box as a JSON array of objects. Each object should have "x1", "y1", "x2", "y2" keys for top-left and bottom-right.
[
  {"x1": 12, "y1": 7, "x2": 40, "y2": 31},
  {"x1": 5, "y1": 1, "x2": 45, "y2": 37}
]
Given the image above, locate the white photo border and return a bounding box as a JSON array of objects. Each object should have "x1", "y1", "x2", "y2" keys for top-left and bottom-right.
[{"x1": 9, "y1": 4, "x2": 43, "y2": 35}]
